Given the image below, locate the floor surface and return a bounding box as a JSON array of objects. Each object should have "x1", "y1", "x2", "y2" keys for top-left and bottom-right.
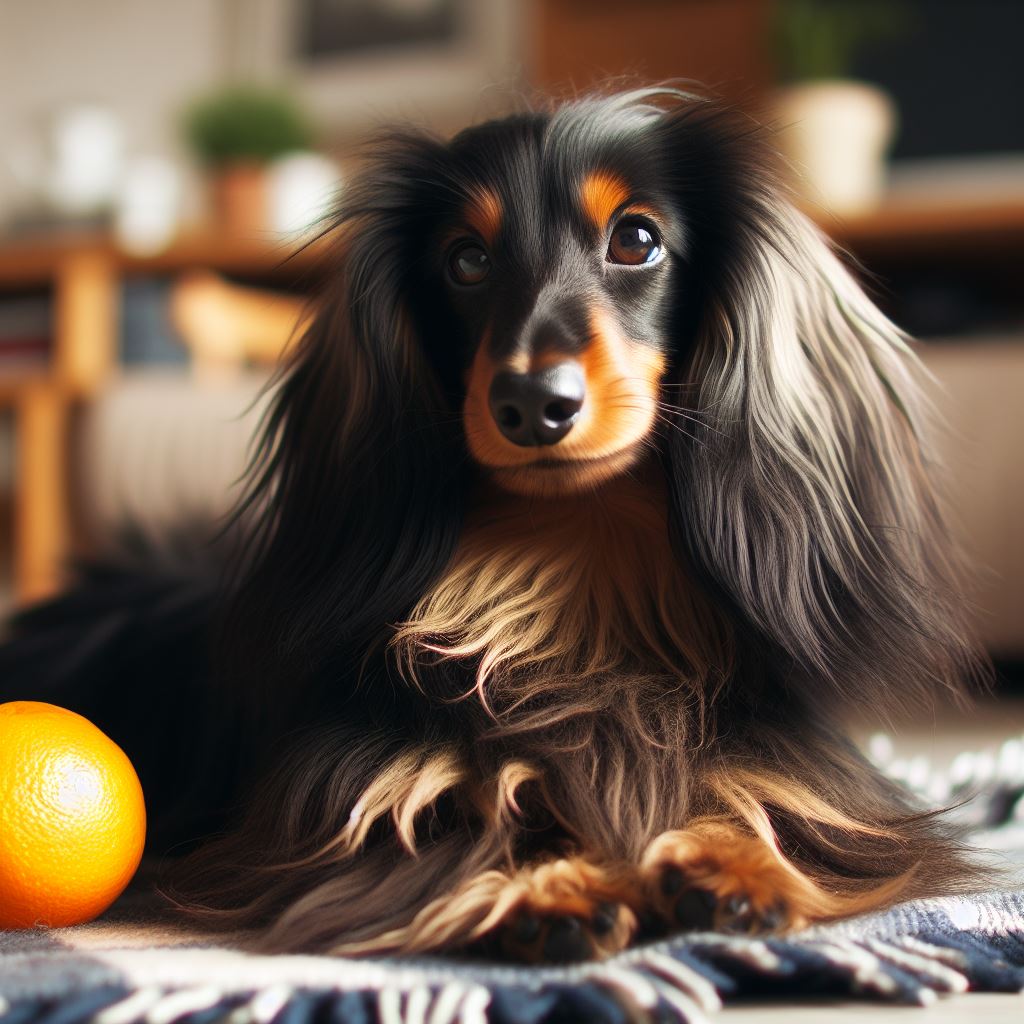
[{"x1": 723, "y1": 993, "x2": 1023, "y2": 1021}]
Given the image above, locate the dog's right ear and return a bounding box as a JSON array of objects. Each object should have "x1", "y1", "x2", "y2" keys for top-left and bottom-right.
[{"x1": 221, "y1": 180, "x2": 466, "y2": 730}]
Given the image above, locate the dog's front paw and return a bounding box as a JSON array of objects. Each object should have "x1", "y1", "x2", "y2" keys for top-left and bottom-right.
[
  {"x1": 486, "y1": 858, "x2": 637, "y2": 963},
  {"x1": 502, "y1": 898, "x2": 632, "y2": 963},
  {"x1": 640, "y1": 829, "x2": 808, "y2": 937}
]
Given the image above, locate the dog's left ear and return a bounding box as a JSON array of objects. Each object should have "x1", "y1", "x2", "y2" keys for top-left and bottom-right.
[{"x1": 658, "y1": 104, "x2": 984, "y2": 713}]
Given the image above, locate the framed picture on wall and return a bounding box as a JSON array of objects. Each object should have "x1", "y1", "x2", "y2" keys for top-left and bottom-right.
[
  {"x1": 231, "y1": 0, "x2": 523, "y2": 138},
  {"x1": 296, "y1": 0, "x2": 460, "y2": 60}
]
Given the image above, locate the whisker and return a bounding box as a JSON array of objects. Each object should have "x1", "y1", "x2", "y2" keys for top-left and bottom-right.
[
  {"x1": 656, "y1": 403, "x2": 734, "y2": 436},
  {"x1": 653, "y1": 411, "x2": 711, "y2": 452}
]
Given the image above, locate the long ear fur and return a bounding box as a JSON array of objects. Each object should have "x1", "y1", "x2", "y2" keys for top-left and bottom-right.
[
  {"x1": 221, "y1": 140, "x2": 467, "y2": 734},
  {"x1": 657, "y1": 101, "x2": 985, "y2": 716}
]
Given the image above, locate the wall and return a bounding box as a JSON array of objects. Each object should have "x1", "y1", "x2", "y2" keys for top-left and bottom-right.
[{"x1": 0, "y1": 0, "x2": 226, "y2": 219}]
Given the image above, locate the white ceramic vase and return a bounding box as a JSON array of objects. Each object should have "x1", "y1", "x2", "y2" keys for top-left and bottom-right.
[{"x1": 773, "y1": 80, "x2": 896, "y2": 215}]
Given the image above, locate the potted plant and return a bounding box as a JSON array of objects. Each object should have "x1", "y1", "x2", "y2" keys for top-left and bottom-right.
[
  {"x1": 772, "y1": 0, "x2": 909, "y2": 214},
  {"x1": 184, "y1": 86, "x2": 314, "y2": 233}
]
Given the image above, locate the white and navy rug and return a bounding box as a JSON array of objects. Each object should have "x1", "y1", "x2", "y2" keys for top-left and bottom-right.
[{"x1": 2, "y1": 737, "x2": 1023, "y2": 1024}]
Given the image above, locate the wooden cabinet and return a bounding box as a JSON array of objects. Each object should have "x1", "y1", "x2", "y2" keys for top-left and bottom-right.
[{"x1": 0, "y1": 232, "x2": 323, "y2": 603}]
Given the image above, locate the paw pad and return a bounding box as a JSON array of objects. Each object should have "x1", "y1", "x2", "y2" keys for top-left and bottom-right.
[
  {"x1": 542, "y1": 915, "x2": 590, "y2": 963},
  {"x1": 501, "y1": 901, "x2": 630, "y2": 963},
  {"x1": 651, "y1": 862, "x2": 795, "y2": 936}
]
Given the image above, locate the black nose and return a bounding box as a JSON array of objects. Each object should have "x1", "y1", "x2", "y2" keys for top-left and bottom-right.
[{"x1": 488, "y1": 363, "x2": 586, "y2": 447}]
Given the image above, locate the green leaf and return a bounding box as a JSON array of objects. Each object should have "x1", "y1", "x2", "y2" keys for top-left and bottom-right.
[{"x1": 183, "y1": 85, "x2": 316, "y2": 166}]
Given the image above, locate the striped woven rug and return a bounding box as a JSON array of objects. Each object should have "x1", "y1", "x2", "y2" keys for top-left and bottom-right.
[{"x1": 2, "y1": 737, "x2": 1023, "y2": 1024}]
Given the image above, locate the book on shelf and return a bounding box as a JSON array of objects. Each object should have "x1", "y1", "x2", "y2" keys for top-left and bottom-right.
[{"x1": 0, "y1": 295, "x2": 51, "y2": 371}]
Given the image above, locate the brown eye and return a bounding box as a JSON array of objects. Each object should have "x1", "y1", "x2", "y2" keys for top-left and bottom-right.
[
  {"x1": 448, "y1": 243, "x2": 490, "y2": 285},
  {"x1": 607, "y1": 219, "x2": 662, "y2": 265}
]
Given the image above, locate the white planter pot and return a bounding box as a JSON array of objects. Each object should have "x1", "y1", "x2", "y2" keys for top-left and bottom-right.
[{"x1": 773, "y1": 80, "x2": 896, "y2": 215}]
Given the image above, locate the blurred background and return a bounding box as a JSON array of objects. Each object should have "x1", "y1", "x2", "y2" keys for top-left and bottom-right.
[{"x1": 0, "y1": 0, "x2": 1021, "y2": 735}]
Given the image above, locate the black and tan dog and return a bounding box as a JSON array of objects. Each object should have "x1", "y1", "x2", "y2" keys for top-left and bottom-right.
[{"x1": 1, "y1": 89, "x2": 986, "y2": 963}]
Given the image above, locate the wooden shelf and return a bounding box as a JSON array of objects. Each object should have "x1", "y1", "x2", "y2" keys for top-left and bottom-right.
[
  {"x1": 2, "y1": 197, "x2": 1020, "y2": 293},
  {"x1": 0, "y1": 229, "x2": 329, "y2": 290},
  {"x1": 812, "y1": 197, "x2": 1024, "y2": 254}
]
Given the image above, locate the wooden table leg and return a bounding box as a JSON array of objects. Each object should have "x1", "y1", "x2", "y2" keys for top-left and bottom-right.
[{"x1": 14, "y1": 385, "x2": 68, "y2": 605}]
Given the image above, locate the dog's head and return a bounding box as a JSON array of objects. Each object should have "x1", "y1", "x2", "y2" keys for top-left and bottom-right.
[
  {"x1": 424, "y1": 113, "x2": 684, "y2": 497},
  {"x1": 230, "y1": 90, "x2": 983, "y2": 718}
]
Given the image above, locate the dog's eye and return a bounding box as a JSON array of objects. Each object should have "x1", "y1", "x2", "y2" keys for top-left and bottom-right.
[
  {"x1": 607, "y1": 219, "x2": 662, "y2": 266},
  {"x1": 448, "y1": 243, "x2": 491, "y2": 285}
]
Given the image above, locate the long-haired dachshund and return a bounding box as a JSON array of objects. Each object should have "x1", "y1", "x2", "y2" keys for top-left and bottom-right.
[{"x1": 1, "y1": 89, "x2": 986, "y2": 963}]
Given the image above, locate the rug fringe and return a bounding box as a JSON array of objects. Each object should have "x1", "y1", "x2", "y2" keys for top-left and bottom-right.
[{"x1": 3, "y1": 927, "x2": 1021, "y2": 1024}]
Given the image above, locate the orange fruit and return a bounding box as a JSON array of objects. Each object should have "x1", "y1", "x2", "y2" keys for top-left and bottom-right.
[{"x1": 0, "y1": 701, "x2": 146, "y2": 928}]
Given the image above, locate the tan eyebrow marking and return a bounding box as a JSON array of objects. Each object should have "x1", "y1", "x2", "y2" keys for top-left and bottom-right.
[
  {"x1": 580, "y1": 172, "x2": 630, "y2": 231},
  {"x1": 463, "y1": 187, "x2": 502, "y2": 245},
  {"x1": 617, "y1": 203, "x2": 661, "y2": 221}
]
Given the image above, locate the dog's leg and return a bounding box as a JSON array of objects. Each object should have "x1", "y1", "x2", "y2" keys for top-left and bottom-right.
[
  {"x1": 331, "y1": 855, "x2": 637, "y2": 962},
  {"x1": 639, "y1": 820, "x2": 815, "y2": 935}
]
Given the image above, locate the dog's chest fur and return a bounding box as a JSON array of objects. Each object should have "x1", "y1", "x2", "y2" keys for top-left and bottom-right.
[{"x1": 392, "y1": 470, "x2": 727, "y2": 728}]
